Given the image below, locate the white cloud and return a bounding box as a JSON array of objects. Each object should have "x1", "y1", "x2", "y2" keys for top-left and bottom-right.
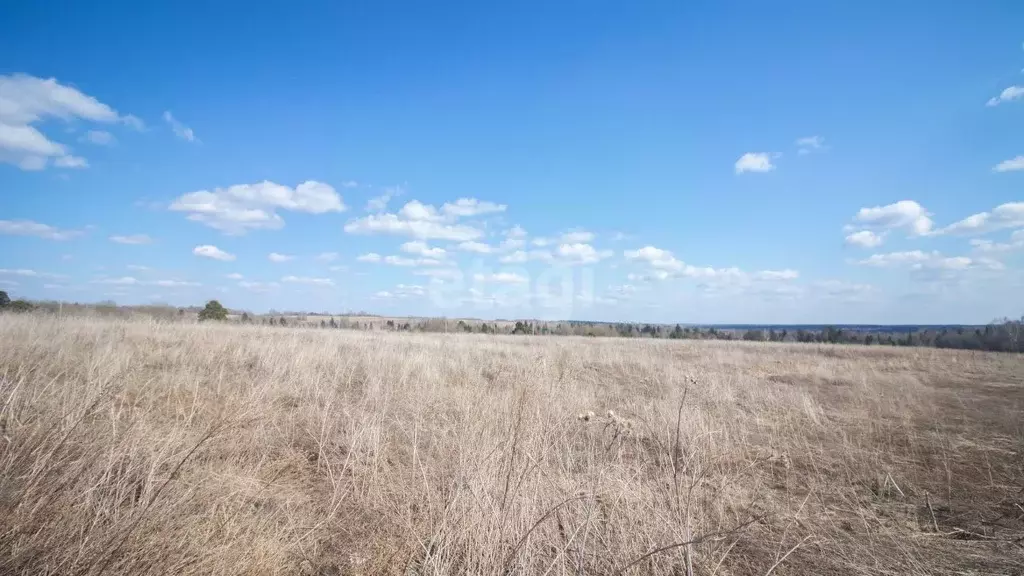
[
  {"x1": 993, "y1": 156, "x2": 1024, "y2": 172},
  {"x1": 0, "y1": 73, "x2": 136, "y2": 170},
  {"x1": 474, "y1": 272, "x2": 528, "y2": 284},
  {"x1": 938, "y1": 202, "x2": 1024, "y2": 235},
  {"x1": 0, "y1": 268, "x2": 66, "y2": 279},
  {"x1": 624, "y1": 246, "x2": 683, "y2": 270},
  {"x1": 162, "y1": 111, "x2": 196, "y2": 142},
  {"x1": 0, "y1": 280, "x2": 18, "y2": 286},
  {"x1": 500, "y1": 237, "x2": 526, "y2": 251},
  {"x1": 225, "y1": 273, "x2": 244, "y2": 280},
  {"x1": 52, "y1": 155, "x2": 88, "y2": 168},
  {"x1": 796, "y1": 136, "x2": 826, "y2": 155},
  {"x1": 499, "y1": 249, "x2": 553, "y2": 263},
  {"x1": 92, "y1": 276, "x2": 138, "y2": 285},
  {"x1": 970, "y1": 230, "x2": 1024, "y2": 253},
  {"x1": 560, "y1": 230, "x2": 595, "y2": 243},
  {"x1": 344, "y1": 213, "x2": 482, "y2": 241},
  {"x1": 193, "y1": 244, "x2": 235, "y2": 261},
  {"x1": 170, "y1": 180, "x2": 346, "y2": 234},
  {"x1": 557, "y1": 243, "x2": 612, "y2": 264},
  {"x1": 374, "y1": 284, "x2": 427, "y2": 299},
  {"x1": 0, "y1": 219, "x2": 83, "y2": 240},
  {"x1": 329, "y1": 264, "x2": 348, "y2": 272},
  {"x1": 83, "y1": 130, "x2": 115, "y2": 146},
  {"x1": 315, "y1": 252, "x2": 338, "y2": 262},
  {"x1": 441, "y1": 198, "x2": 507, "y2": 217},
  {"x1": 366, "y1": 186, "x2": 401, "y2": 212},
  {"x1": 456, "y1": 241, "x2": 492, "y2": 254},
  {"x1": 400, "y1": 240, "x2": 446, "y2": 258},
  {"x1": 398, "y1": 200, "x2": 443, "y2": 221},
  {"x1": 238, "y1": 281, "x2": 279, "y2": 292},
  {"x1": 414, "y1": 268, "x2": 464, "y2": 280},
  {"x1": 149, "y1": 279, "x2": 200, "y2": 287},
  {"x1": 109, "y1": 234, "x2": 152, "y2": 245},
  {"x1": 383, "y1": 255, "x2": 445, "y2": 267},
  {"x1": 753, "y1": 269, "x2": 800, "y2": 280},
  {"x1": 357, "y1": 253, "x2": 381, "y2": 263},
  {"x1": 735, "y1": 152, "x2": 775, "y2": 174},
  {"x1": 852, "y1": 200, "x2": 933, "y2": 236},
  {"x1": 857, "y1": 250, "x2": 996, "y2": 272},
  {"x1": 126, "y1": 265, "x2": 149, "y2": 271},
  {"x1": 282, "y1": 275, "x2": 334, "y2": 286},
  {"x1": 986, "y1": 86, "x2": 1024, "y2": 107},
  {"x1": 814, "y1": 280, "x2": 875, "y2": 298},
  {"x1": 844, "y1": 230, "x2": 884, "y2": 248},
  {"x1": 506, "y1": 225, "x2": 527, "y2": 238},
  {"x1": 268, "y1": 252, "x2": 293, "y2": 262}
]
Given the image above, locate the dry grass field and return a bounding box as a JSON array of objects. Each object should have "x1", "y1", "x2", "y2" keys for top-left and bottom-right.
[{"x1": 1, "y1": 315, "x2": 1022, "y2": 575}]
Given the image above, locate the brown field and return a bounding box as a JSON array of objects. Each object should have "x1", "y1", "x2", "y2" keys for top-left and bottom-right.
[{"x1": 1, "y1": 315, "x2": 1022, "y2": 575}]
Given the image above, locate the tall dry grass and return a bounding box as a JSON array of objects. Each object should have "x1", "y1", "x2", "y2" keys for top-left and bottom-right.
[{"x1": 0, "y1": 314, "x2": 1022, "y2": 575}]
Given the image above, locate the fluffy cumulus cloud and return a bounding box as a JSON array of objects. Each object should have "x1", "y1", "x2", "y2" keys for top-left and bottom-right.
[
  {"x1": 844, "y1": 230, "x2": 884, "y2": 248},
  {"x1": 456, "y1": 241, "x2": 492, "y2": 254},
  {"x1": 109, "y1": 234, "x2": 152, "y2": 245},
  {"x1": 938, "y1": 202, "x2": 1024, "y2": 235},
  {"x1": 441, "y1": 198, "x2": 506, "y2": 217},
  {"x1": 993, "y1": 156, "x2": 1024, "y2": 172},
  {"x1": 500, "y1": 249, "x2": 553, "y2": 263},
  {"x1": 268, "y1": 252, "x2": 294, "y2": 262},
  {"x1": 986, "y1": 85, "x2": 1024, "y2": 107},
  {"x1": 625, "y1": 246, "x2": 683, "y2": 270},
  {"x1": 556, "y1": 243, "x2": 612, "y2": 264},
  {"x1": 559, "y1": 230, "x2": 595, "y2": 243},
  {"x1": 356, "y1": 253, "x2": 382, "y2": 263},
  {"x1": 847, "y1": 200, "x2": 933, "y2": 240},
  {"x1": 193, "y1": 244, "x2": 235, "y2": 261},
  {"x1": 400, "y1": 240, "x2": 446, "y2": 258},
  {"x1": 734, "y1": 152, "x2": 775, "y2": 174},
  {"x1": 625, "y1": 245, "x2": 798, "y2": 283},
  {"x1": 0, "y1": 219, "x2": 84, "y2": 240},
  {"x1": 170, "y1": 180, "x2": 346, "y2": 234},
  {"x1": 365, "y1": 186, "x2": 401, "y2": 212},
  {"x1": 0, "y1": 73, "x2": 139, "y2": 170},
  {"x1": 970, "y1": 230, "x2": 1024, "y2": 253}
]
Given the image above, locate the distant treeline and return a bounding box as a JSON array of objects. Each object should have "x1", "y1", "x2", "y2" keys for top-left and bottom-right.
[{"x1": 3, "y1": 292, "x2": 1022, "y2": 353}]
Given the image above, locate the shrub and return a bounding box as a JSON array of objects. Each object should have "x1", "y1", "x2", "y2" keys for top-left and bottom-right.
[{"x1": 197, "y1": 300, "x2": 228, "y2": 321}]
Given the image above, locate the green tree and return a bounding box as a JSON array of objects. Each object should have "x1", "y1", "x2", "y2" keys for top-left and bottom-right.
[
  {"x1": 198, "y1": 300, "x2": 228, "y2": 321},
  {"x1": 0, "y1": 290, "x2": 9, "y2": 309}
]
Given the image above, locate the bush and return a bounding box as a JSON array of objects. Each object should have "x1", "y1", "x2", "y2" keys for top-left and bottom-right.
[
  {"x1": 9, "y1": 299, "x2": 34, "y2": 313},
  {"x1": 0, "y1": 290, "x2": 10, "y2": 309},
  {"x1": 198, "y1": 300, "x2": 228, "y2": 321}
]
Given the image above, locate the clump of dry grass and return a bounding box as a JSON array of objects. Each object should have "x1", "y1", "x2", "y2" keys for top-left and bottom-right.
[{"x1": 1, "y1": 315, "x2": 1022, "y2": 575}]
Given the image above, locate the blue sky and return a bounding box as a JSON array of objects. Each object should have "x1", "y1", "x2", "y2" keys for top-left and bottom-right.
[{"x1": 1, "y1": 1, "x2": 1023, "y2": 324}]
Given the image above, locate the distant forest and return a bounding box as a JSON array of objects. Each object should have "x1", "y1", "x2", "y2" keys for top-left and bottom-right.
[{"x1": 2, "y1": 291, "x2": 1022, "y2": 353}]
